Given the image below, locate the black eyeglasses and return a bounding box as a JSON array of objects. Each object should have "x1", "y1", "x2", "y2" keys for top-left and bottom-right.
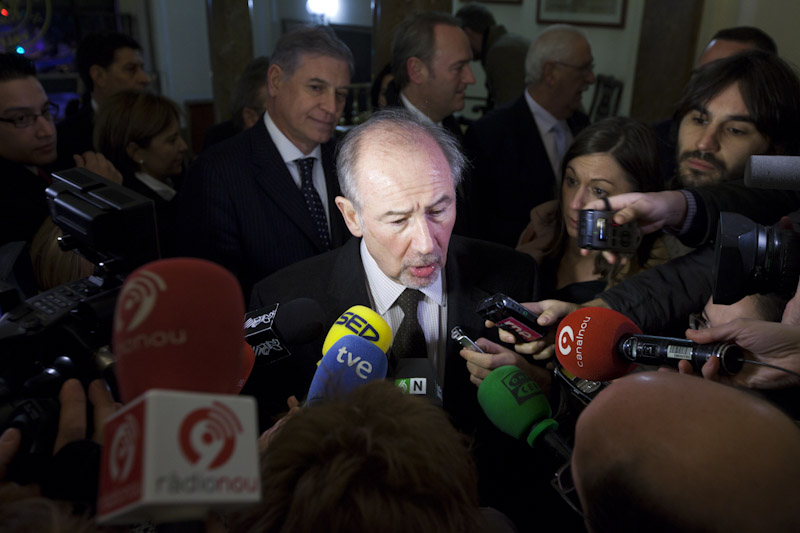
[
  {"x1": 0, "y1": 101, "x2": 59, "y2": 128},
  {"x1": 554, "y1": 61, "x2": 595, "y2": 76},
  {"x1": 551, "y1": 460, "x2": 585, "y2": 518}
]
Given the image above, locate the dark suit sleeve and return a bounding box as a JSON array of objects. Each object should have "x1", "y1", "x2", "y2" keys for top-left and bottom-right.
[
  {"x1": 682, "y1": 180, "x2": 800, "y2": 247},
  {"x1": 599, "y1": 245, "x2": 714, "y2": 335},
  {"x1": 177, "y1": 155, "x2": 245, "y2": 280}
]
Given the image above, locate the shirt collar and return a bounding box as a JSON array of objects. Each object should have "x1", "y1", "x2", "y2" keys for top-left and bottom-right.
[
  {"x1": 264, "y1": 111, "x2": 322, "y2": 163},
  {"x1": 525, "y1": 90, "x2": 560, "y2": 132},
  {"x1": 134, "y1": 171, "x2": 176, "y2": 201},
  {"x1": 399, "y1": 91, "x2": 441, "y2": 127},
  {"x1": 359, "y1": 238, "x2": 444, "y2": 314}
]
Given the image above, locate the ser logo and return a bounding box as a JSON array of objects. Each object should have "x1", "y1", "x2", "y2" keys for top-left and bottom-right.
[
  {"x1": 109, "y1": 414, "x2": 139, "y2": 482},
  {"x1": 178, "y1": 401, "x2": 243, "y2": 470}
]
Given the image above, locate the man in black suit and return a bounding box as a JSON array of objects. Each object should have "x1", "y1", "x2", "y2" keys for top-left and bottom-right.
[
  {"x1": 249, "y1": 109, "x2": 565, "y2": 530},
  {"x1": 461, "y1": 24, "x2": 594, "y2": 247},
  {"x1": 386, "y1": 11, "x2": 476, "y2": 140},
  {"x1": 177, "y1": 26, "x2": 353, "y2": 298},
  {"x1": 53, "y1": 31, "x2": 150, "y2": 172}
]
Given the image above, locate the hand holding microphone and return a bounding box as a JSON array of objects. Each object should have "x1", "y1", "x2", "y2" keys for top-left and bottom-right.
[
  {"x1": 486, "y1": 299, "x2": 578, "y2": 360},
  {"x1": 458, "y1": 336, "x2": 552, "y2": 393},
  {"x1": 555, "y1": 307, "x2": 745, "y2": 382},
  {"x1": 684, "y1": 319, "x2": 800, "y2": 389}
]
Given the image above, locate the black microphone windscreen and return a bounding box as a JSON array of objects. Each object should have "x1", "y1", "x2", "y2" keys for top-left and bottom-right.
[
  {"x1": 744, "y1": 155, "x2": 800, "y2": 190},
  {"x1": 274, "y1": 297, "x2": 325, "y2": 345}
]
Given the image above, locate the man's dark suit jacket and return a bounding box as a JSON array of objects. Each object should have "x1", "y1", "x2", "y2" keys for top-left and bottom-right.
[
  {"x1": 247, "y1": 235, "x2": 575, "y2": 529},
  {"x1": 461, "y1": 95, "x2": 589, "y2": 247},
  {"x1": 176, "y1": 118, "x2": 349, "y2": 298},
  {"x1": 52, "y1": 104, "x2": 94, "y2": 173},
  {"x1": 248, "y1": 234, "x2": 539, "y2": 430}
]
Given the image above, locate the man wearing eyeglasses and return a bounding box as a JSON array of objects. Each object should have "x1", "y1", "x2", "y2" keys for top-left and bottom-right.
[
  {"x1": 0, "y1": 53, "x2": 121, "y2": 295},
  {"x1": 0, "y1": 53, "x2": 59, "y2": 251},
  {"x1": 461, "y1": 24, "x2": 594, "y2": 247}
]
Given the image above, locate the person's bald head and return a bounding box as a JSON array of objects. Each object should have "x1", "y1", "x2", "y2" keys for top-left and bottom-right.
[
  {"x1": 572, "y1": 371, "x2": 800, "y2": 532},
  {"x1": 697, "y1": 26, "x2": 777, "y2": 67}
]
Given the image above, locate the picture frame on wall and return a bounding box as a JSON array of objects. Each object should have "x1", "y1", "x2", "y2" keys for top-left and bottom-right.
[{"x1": 537, "y1": 0, "x2": 627, "y2": 28}]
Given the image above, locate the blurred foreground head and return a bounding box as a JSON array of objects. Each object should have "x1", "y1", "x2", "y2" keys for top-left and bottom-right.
[
  {"x1": 231, "y1": 381, "x2": 484, "y2": 533},
  {"x1": 572, "y1": 371, "x2": 800, "y2": 532}
]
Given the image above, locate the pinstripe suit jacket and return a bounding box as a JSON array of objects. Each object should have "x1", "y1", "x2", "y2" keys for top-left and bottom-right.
[{"x1": 177, "y1": 119, "x2": 349, "y2": 298}]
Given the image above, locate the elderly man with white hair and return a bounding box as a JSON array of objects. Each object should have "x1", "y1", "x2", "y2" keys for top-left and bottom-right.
[{"x1": 461, "y1": 24, "x2": 595, "y2": 247}]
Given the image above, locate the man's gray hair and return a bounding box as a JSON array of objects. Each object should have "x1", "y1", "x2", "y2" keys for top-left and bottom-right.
[
  {"x1": 524, "y1": 24, "x2": 589, "y2": 86},
  {"x1": 270, "y1": 25, "x2": 355, "y2": 79},
  {"x1": 391, "y1": 11, "x2": 462, "y2": 90},
  {"x1": 336, "y1": 108, "x2": 466, "y2": 212}
]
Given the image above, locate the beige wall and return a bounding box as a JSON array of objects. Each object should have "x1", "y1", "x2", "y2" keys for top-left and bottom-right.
[{"x1": 457, "y1": 0, "x2": 646, "y2": 120}]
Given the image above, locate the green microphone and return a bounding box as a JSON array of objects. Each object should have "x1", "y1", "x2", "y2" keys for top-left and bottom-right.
[{"x1": 478, "y1": 366, "x2": 565, "y2": 454}]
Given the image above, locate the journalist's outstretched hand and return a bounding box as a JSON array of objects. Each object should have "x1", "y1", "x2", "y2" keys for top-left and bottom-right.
[
  {"x1": 581, "y1": 190, "x2": 689, "y2": 264},
  {"x1": 460, "y1": 337, "x2": 552, "y2": 394},
  {"x1": 683, "y1": 319, "x2": 800, "y2": 389}
]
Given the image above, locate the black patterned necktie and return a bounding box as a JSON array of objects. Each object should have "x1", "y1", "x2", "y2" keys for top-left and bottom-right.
[
  {"x1": 393, "y1": 288, "x2": 427, "y2": 361},
  {"x1": 296, "y1": 157, "x2": 330, "y2": 249}
]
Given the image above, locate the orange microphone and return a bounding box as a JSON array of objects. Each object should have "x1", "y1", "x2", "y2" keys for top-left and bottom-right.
[{"x1": 555, "y1": 307, "x2": 744, "y2": 381}]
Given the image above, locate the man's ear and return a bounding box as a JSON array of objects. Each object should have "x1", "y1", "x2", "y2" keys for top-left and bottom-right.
[
  {"x1": 335, "y1": 196, "x2": 363, "y2": 237},
  {"x1": 407, "y1": 57, "x2": 428, "y2": 85},
  {"x1": 267, "y1": 64, "x2": 284, "y2": 98},
  {"x1": 89, "y1": 64, "x2": 106, "y2": 89},
  {"x1": 542, "y1": 61, "x2": 558, "y2": 86},
  {"x1": 241, "y1": 107, "x2": 260, "y2": 129}
]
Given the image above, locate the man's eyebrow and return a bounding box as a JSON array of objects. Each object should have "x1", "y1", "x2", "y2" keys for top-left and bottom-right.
[
  {"x1": 1, "y1": 106, "x2": 37, "y2": 114},
  {"x1": 692, "y1": 105, "x2": 755, "y2": 123},
  {"x1": 725, "y1": 114, "x2": 756, "y2": 123},
  {"x1": 378, "y1": 193, "x2": 453, "y2": 219}
]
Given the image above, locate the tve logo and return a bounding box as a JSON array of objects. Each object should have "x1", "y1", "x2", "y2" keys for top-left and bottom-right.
[
  {"x1": 334, "y1": 343, "x2": 374, "y2": 379},
  {"x1": 178, "y1": 401, "x2": 243, "y2": 470}
]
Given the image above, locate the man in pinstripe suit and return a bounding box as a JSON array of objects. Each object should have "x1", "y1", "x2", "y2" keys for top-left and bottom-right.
[{"x1": 177, "y1": 25, "x2": 353, "y2": 297}]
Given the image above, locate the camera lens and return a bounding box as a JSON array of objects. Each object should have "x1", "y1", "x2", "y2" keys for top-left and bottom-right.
[{"x1": 713, "y1": 212, "x2": 800, "y2": 304}]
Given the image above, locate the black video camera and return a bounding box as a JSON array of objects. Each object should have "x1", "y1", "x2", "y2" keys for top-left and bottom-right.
[
  {"x1": 711, "y1": 156, "x2": 800, "y2": 305},
  {"x1": 712, "y1": 212, "x2": 800, "y2": 305},
  {"x1": 0, "y1": 168, "x2": 159, "y2": 482}
]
